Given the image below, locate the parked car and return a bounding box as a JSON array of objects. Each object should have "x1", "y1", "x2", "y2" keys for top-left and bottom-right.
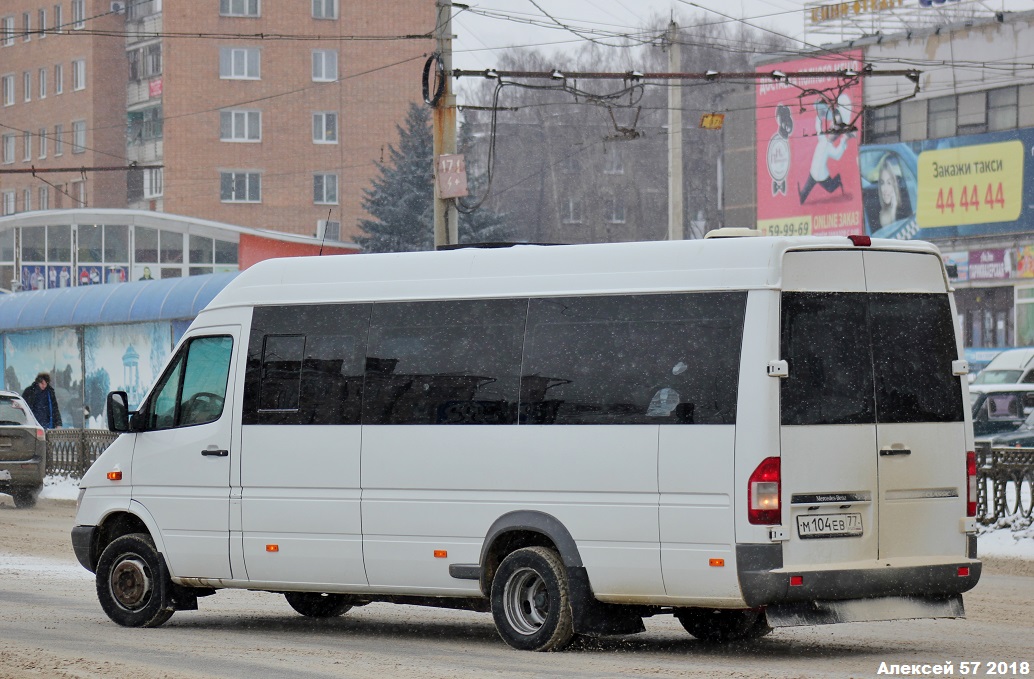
[
  {"x1": 970, "y1": 348, "x2": 1034, "y2": 385},
  {"x1": 0, "y1": 390, "x2": 47, "y2": 508},
  {"x1": 970, "y1": 384, "x2": 1034, "y2": 440}
]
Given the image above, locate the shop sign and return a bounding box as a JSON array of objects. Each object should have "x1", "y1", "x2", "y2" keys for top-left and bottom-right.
[
  {"x1": 968, "y1": 249, "x2": 1011, "y2": 280},
  {"x1": 942, "y1": 251, "x2": 969, "y2": 281}
]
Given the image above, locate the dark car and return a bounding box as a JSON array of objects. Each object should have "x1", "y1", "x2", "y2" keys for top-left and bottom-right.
[
  {"x1": 970, "y1": 385, "x2": 1034, "y2": 441},
  {"x1": 0, "y1": 390, "x2": 47, "y2": 508}
]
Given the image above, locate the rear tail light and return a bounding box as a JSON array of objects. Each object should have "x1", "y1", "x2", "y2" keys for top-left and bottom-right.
[
  {"x1": 748, "y1": 457, "x2": 781, "y2": 525},
  {"x1": 966, "y1": 450, "x2": 977, "y2": 517},
  {"x1": 34, "y1": 428, "x2": 45, "y2": 441}
]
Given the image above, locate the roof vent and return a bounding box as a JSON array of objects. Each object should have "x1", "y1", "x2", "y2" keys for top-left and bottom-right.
[{"x1": 704, "y1": 227, "x2": 761, "y2": 239}]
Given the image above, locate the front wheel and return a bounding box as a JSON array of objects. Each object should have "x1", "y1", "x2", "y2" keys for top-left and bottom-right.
[
  {"x1": 284, "y1": 592, "x2": 352, "y2": 618},
  {"x1": 675, "y1": 607, "x2": 771, "y2": 643},
  {"x1": 95, "y1": 533, "x2": 174, "y2": 628},
  {"x1": 491, "y1": 546, "x2": 575, "y2": 652}
]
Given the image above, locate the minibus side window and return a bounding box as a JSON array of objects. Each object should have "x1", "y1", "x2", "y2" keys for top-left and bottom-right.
[
  {"x1": 144, "y1": 336, "x2": 233, "y2": 430},
  {"x1": 243, "y1": 304, "x2": 369, "y2": 425},
  {"x1": 870, "y1": 293, "x2": 964, "y2": 423},
  {"x1": 521, "y1": 292, "x2": 746, "y2": 425},
  {"x1": 363, "y1": 299, "x2": 526, "y2": 425},
  {"x1": 781, "y1": 292, "x2": 875, "y2": 426}
]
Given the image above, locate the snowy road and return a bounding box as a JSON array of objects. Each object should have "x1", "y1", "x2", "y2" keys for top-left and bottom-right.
[{"x1": 2, "y1": 500, "x2": 1033, "y2": 679}]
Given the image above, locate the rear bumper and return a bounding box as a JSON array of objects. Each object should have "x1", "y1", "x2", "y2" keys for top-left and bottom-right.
[
  {"x1": 738, "y1": 544, "x2": 981, "y2": 608},
  {"x1": 71, "y1": 525, "x2": 96, "y2": 573},
  {"x1": 0, "y1": 457, "x2": 45, "y2": 489}
]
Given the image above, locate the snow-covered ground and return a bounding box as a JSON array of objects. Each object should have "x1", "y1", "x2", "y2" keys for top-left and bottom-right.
[{"x1": 20, "y1": 474, "x2": 1034, "y2": 560}]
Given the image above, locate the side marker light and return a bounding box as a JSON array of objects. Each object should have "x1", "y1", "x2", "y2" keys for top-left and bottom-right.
[
  {"x1": 107, "y1": 470, "x2": 122, "y2": 481},
  {"x1": 266, "y1": 544, "x2": 279, "y2": 553},
  {"x1": 790, "y1": 575, "x2": 804, "y2": 587},
  {"x1": 434, "y1": 550, "x2": 448, "y2": 559},
  {"x1": 709, "y1": 558, "x2": 725, "y2": 567}
]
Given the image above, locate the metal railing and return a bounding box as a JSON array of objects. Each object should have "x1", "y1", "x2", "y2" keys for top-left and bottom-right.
[
  {"x1": 46, "y1": 429, "x2": 121, "y2": 477},
  {"x1": 978, "y1": 445, "x2": 1034, "y2": 524},
  {"x1": 45, "y1": 431, "x2": 1034, "y2": 525}
]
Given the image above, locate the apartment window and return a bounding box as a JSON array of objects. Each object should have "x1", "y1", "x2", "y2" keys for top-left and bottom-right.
[
  {"x1": 72, "y1": 120, "x2": 86, "y2": 154},
  {"x1": 128, "y1": 0, "x2": 159, "y2": 21},
  {"x1": 220, "y1": 171, "x2": 261, "y2": 202},
  {"x1": 313, "y1": 0, "x2": 337, "y2": 19},
  {"x1": 72, "y1": 59, "x2": 86, "y2": 90},
  {"x1": 312, "y1": 112, "x2": 337, "y2": 143},
  {"x1": 22, "y1": 189, "x2": 31, "y2": 212},
  {"x1": 312, "y1": 50, "x2": 337, "y2": 82},
  {"x1": 22, "y1": 12, "x2": 30, "y2": 41},
  {"x1": 2, "y1": 192, "x2": 14, "y2": 216},
  {"x1": 606, "y1": 194, "x2": 626, "y2": 223},
  {"x1": 318, "y1": 220, "x2": 340, "y2": 241},
  {"x1": 38, "y1": 9, "x2": 46, "y2": 38},
  {"x1": 957, "y1": 91, "x2": 987, "y2": 136},
  {"x1": 989, "y1": 86, "x2": 1018, "y2": 132},
  {"x1": 39, "y1": 68, "x2": 46, "y2": 98},
  {"x1": 38, "y1": 128, "x2": 47, "y2": 158},
  {"x1": 2, "y1": 75, "x2": 13, "y2": 106},
  {"x1": 128, "y1": 50, "x2": 139, "y2": 80},
  {"x1": 53, "y1": 5, "x2": 62, "y2": 33},
  {"x1": 72, "y1": 181, "x2": 85, "y2": 206},
  {"x1": 2, "y1": 17, "x2": 13, "y2": 47},
  {"x1": 22, "y1": 131, "x2": 30, "y2": 161},
  {"x1": 144, "y1": 168, "x2": 163, "y2": 198},
  {"x1": 220, "y1": 0, "x2": 260, "y2": 16},
  {"x1": 864, "y1": 103, "x2": 900, "y2": 144},
  {"x1": 55, "y1": 124, "x2": 63, "y2": 155},
  {"x1": 602, "y1": 148, "x2": 624, "y2": 174},
  {"x1": 2, "y1": 135, "x2": 14, "y2": 164},
  {"x1": 128, "y1": 105, "x2": 163, "y2": 142},
  {"x1": 928, "y1": 96, "x2": 956, "y2": 140},
  {"x1": 220, "y1": 110, "x2": 261, "y2": 141},
  {"x1": 561, "y1": 196, "x2": 582, "y2": 224},
  {"x1": 219, "y1": 47, "x2": 260, "y2": 79},
  {"x1": 38, "y1": 186, "x2": 48, "y2": 210},
  {"x1": 146, "y1": 44, "x2": 162, "y2": 76},
  {"x1": 72, "y1": 0, "x2": 85, "y2": 29},
  {"x1": 313, "y1": 173, "x2": 338, "y2": 204},
  {"x1": 55, "y1": 63, "x2": 63, "y2": 93},
  {"x1": 23, "y1": 71, "x2": 30, "y2": 102}
]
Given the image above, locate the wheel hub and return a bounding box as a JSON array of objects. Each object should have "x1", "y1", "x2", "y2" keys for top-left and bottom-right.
[
  {"x1": 110, "y1": 557, "x2": 152, "y2": 610},
  {"x1": 504, "y1": 567, "x2": 550, "y2": 635}
]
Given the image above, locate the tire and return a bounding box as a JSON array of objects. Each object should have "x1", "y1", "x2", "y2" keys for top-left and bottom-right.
[
  {"x1": 95, "y1": 533, "x2": 174, "y2": 628},
  {"x1": 11, "y1": 487, "x2": 39, "y2": 509},
  {"x1": 490, "y1": 546, "x2": 575, "y2": 652},
  {"x1": 675, "y1": 607, "x2": 771, "y2": 643},
  {"x1": 284, "y1": 592, "x2": 352, "y2": 618}
]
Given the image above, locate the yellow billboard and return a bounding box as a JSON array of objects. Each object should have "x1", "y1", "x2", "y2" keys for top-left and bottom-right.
[{"x1": 916, "y1": 140, "x2": 1023, "y2": 228}]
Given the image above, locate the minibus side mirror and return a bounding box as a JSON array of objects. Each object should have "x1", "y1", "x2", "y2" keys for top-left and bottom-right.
[{"x1": 106, "y1": 391, "x2": 132, "y2": 433}]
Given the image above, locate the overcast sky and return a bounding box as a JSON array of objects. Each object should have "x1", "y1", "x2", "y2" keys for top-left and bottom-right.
[{"x1": 451, "y1": 0, "x2": 1029, "y2": 71}]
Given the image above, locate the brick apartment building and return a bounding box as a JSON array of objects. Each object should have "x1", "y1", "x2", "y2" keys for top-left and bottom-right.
[{"x1": 2, "y1": 0, "x2": 433, "y2": 243}]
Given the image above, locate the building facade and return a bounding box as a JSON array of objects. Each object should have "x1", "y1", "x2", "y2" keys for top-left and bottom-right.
[
  {"x1": 2, "y1": 0, "x2": 433, "y2": 243},
  {"x1": 725, "y1": 9, "x2": 1034, "y2": 350}
]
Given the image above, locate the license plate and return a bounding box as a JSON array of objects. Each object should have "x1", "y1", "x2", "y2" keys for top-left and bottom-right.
[
  {"x1": 0, "y1": 470, "x2": 10, "y2": 481},
  {"x1": 796, "y1": 513, "x2": 863, "y2": 539}
]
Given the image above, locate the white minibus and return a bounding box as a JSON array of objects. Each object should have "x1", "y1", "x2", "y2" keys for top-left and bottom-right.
[{"x1": 72, "y1": 235, "x2": 980, "y2": 651}]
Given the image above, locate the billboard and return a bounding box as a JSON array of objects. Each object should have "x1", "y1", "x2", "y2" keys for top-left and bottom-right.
[
  {"x1": 756, "y1": 51, "x2": 864, "y2": 237},
  {"x1": 859, "y1": 128, "x2": 1034, "y2": 240}
]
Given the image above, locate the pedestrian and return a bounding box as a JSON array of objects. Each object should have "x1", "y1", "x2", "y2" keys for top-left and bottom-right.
[{"x1": 22, "y1": 373, "x2": 62, "y2": 429}]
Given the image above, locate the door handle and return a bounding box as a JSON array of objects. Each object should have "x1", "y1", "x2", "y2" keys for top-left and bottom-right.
[
  {"x1": 201, "y1": 448, "x2": 229, "y2": 457},
  {"x1": 879, "y1": 448, "x2": 912, "y2": 456}
]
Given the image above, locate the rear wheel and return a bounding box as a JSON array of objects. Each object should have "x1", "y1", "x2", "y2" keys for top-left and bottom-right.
[
  {"x1": 284, "y1": 592, "x2": 352, "y2": 618},
  {"x1": 95, "y1": 533, "x2": 174, "y2": 628},
  {"x1": 491, "y1": 546, "x2": 575, "y2": 652},
  {"x1": 675, "y1": 608, "x2": 771, "y2": 643},
  {"x1": 11, "y1": 487, "x2": 39, "y2": 509}
]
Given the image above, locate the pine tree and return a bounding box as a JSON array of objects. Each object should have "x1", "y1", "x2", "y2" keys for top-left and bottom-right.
[{"x1": 356, "y1": 103, "x2": 511, "y2": 253}]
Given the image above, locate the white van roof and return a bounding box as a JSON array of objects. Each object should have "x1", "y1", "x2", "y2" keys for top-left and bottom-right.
[
  {"x1": 205, "y1": 237, "x2": 945, "y2": 310},
  {"x1": 982, "y1": 348, "x2": 1034, "y2": 371}
]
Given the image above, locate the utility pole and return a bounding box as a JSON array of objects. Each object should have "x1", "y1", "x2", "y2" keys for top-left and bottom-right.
[
  {"x1": 666, "y1": 21, "x2": 684, "y2": 241},
  {"x1": 433, "y1": 0, "x2": 459, "y2": 248}
]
